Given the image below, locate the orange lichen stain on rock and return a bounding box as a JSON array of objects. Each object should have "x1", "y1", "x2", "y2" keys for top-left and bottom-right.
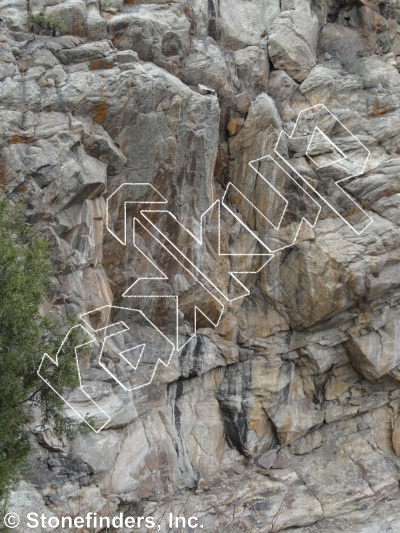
[
  {"x1": 227, "y1": 117, "x2": 243, "y2": 136},
  {"x1": 183, "y1": 5, "x2": 190, "y2": 13},
  {"x1": 372, "y1": 100, "x2": 391, "y2": 116},
  {"x1": 6, "y1": 135, "x2": 36, "y2": 144},
  {"x1": 111, "y1": 34, "x2": 120, "y2": 48},
  {"x1": 17, "y1": 59, "x2": 28, "y2": 72},
  {"x1": 213, "y1": 151, "x2": 226, "y2": 177},
  {"x1": 367, "y1": 98, "x2": 394, "y2": 117},
  {"x1": 71, "y1": 11, "x2": 85, "y2": 37},
  {"x1": 111, "y1": 32, "x2": 131, "y2": 50},
  {"x1": 89, "y1": 58, "x2": 114, "y2": 70},
  {"x1": 15, "y1": 182, "x2": 28, "y2": 193},
  {"x1": 92, "y1": 101, "x2": 108, "y2": 124}
]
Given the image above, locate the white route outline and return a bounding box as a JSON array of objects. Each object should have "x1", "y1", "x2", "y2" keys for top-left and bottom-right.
[
  {"x1": 274, "y1": 103, "x2": 373, "y2": 235},
  {"x1": 306, "y1": 126, "x2": 347, "y2": 168},
  {"x1": 79, "y1": 305, "x2": 176, "y2": 392},
  {"x1": 37, "y1": 325, "x2": 111, "y2": 433},
  {"x1": 225, "y1": 155, "x2": 322, "y2": 254},
  {"x1": 123, "y1": 216, "x2": 225, "y2": 351},
  {"x1": 140, "y1": 201, "x2": 273, "y2": 303},
  {"x1": 39, "y1": 104, "x2": 375, "y2": 432},
  {"x1": 106, "y1": 183, "x2": 167, "y2": 245}
]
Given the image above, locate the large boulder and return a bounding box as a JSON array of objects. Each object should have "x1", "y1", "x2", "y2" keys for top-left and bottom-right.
[
  {"x1": 187, "y1": 0, "x2": 280, "y2": 48},
  {"x1": 217, "y1": 0, "x2": 280, "y2": 49},
  {"x1": 182, "y1": 37, "x2": 238, "y2": 94},
  {"x1": 320, "y1": 23, "x2": 366, "y2": 68},
  {"x1": 345, "y1": 305, "x2": 400, "y2": 380},
  {"x1": 46, "y1": 0, "x2": 87, "y2": 37},
  {"x1": 268, "y1": 1, "x2": 319, "y2": 82},
  {"x1": 107, "y1": 3, "x2": 190, "y2": 69},
  {"x1": 233, "y1": 45, "x2": 269, "y2": 96}
]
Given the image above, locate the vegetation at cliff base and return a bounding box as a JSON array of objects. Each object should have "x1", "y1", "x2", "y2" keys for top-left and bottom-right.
[{"x1": 0, "y1": 199, "x2": 81, "y2": 502}]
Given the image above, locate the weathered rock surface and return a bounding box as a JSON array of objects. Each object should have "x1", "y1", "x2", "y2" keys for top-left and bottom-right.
[
  {"x1": 2, "y1": 0, "x2": 400, "y2": 531},
  {"x1": 268, "y1": 1, "x2": 319, "y2": 82}
]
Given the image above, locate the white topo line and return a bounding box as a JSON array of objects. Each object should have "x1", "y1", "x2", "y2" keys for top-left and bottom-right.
[{"x1": 38, "y1": 104, "x2": 374, "y2": 432}]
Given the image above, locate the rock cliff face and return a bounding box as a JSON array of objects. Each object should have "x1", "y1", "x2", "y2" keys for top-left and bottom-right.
[{"x1": 2, "y1": 0, "x2": 400, "y2": 530}]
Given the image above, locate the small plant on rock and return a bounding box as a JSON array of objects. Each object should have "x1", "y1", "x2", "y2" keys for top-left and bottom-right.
[{"x1": 27, "y1": 11, "x2": 66, "y2": 36}]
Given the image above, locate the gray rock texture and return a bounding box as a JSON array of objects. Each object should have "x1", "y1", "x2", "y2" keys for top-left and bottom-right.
[{"x1": 2, "y1": 0, "x2": 400, "y2": 531}]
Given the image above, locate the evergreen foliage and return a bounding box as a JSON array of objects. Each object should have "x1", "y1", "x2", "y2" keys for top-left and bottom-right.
[{"x1": 0, "y1": 199, "x2": 82, "y2": 502}]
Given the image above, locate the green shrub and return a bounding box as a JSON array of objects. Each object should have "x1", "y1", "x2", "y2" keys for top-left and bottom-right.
[
  {"x1": 27, "y1": 11, "x2": 66, "y2": 35},
  {"x1": 0, "y1": 198, "x2": 83, "y2": 503}
]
